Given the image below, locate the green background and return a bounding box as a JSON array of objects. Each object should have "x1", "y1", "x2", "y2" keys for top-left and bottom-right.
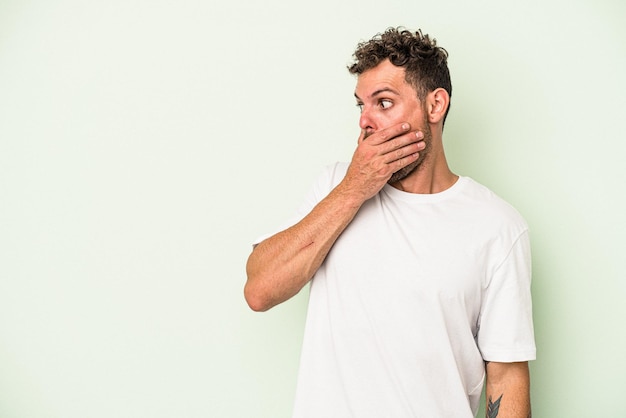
[{"x1": 1, "y1": 0, "x2": 624, "y2": 416}]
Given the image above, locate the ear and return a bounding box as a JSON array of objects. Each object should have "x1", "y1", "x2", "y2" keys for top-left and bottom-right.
[{"x1": 426, "y1": 88, "x2": 450, "y2": 125}]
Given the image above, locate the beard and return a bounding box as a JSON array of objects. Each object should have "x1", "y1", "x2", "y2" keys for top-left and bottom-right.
[{"x1": 387, "y1": 118, "x2": 432, "y2": 184}]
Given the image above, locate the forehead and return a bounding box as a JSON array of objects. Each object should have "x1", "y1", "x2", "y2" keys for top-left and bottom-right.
[{"x1": 355, "y1": 60, "x2": 413, "y2": 98}]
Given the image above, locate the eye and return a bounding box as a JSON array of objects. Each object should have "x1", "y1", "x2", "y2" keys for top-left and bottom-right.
[
  {"x1": 380, "y1": 99, "x2": 393, "y2": 109},
  {"x1": 356, "y1": 103, "x2": 364, "y2": 113}
]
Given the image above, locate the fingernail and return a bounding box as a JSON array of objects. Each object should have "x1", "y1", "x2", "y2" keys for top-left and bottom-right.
[
  {"x1": 416, "y1": 131, "x2": 424, "y2": 139},
  {"x1": 402, "y1": 123, "x2": 409, "y2": 130}
]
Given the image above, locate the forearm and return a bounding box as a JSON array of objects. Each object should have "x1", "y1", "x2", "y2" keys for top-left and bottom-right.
[
  {"x1": 244, "y1": 182, "x2": 364, "y2": 311},
  {"x1": 485, "y1": 361, "x2": 531, "y2": 418},
  {"x1": 245, "y1": 122, "x2": 425, "y2": 312}
]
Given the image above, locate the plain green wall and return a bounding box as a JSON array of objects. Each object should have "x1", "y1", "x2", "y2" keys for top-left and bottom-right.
[{"x1": 1, "y1": 0, "x2": 624, "y2": 417}]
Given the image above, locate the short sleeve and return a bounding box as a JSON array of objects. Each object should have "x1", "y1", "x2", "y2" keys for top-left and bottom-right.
[
  {"x1": 477, "y1": 229, "x2": 536, "y2": 362},
  {"x1": 252, "y1": 163, "x2": 348, "y2": 246}
]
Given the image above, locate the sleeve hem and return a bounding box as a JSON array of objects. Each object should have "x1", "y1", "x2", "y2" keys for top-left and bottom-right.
[{"x1": 481, "y1": 348, "x2": 536, "y2": 363}]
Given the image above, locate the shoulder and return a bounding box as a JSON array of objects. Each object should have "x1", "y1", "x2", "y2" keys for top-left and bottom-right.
[
  {"x1": 327, "y1": 162, "x2": 349, "y2": 184},
  {"x1": 313, "y1": 162, "x2": 349, "y2": 193},
  {"x1": 458, "y1": 177, "x2": 528, "y2": 233}
]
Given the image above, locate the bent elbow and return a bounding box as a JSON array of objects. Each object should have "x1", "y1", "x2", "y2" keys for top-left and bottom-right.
[{"x1": 243, "y1": 281, "x2": 272, "y2": 312}]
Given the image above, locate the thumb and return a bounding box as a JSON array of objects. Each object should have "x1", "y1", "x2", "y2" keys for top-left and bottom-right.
[{"x1": 357, "y1": 129, "x2": 368, "y2": 144}]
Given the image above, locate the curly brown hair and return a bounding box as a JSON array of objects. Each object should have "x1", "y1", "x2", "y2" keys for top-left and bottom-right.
[{"x1": 348, "y1": 27, "x2": 452, "y2": 123}]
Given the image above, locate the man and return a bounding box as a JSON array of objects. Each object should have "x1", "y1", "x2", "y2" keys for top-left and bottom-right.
[{"x1": 245, "y1": 28, "x2": 535, "y2": 418}]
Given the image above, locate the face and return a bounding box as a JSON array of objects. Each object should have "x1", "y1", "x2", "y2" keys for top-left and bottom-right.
[{"x1": 355, "y1": 60, "x2": 432, "y2": 183}]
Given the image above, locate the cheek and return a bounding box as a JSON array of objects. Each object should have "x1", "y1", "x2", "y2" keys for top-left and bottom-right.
[
  {"x1": 407, "y1": 109, "x2": 427, "y2": 129},
  {"x1": 378, "y1": 108, "x2": 407, "y2": 128}
]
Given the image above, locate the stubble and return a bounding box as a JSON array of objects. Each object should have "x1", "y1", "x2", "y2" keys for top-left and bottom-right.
[{"x1": 387, "y1": 118, "x2": 432, "y2": 184}]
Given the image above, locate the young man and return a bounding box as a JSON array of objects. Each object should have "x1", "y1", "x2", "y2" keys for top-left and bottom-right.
[{"x1": 245, "y1": 28, "x2": 535, "y2": 418}]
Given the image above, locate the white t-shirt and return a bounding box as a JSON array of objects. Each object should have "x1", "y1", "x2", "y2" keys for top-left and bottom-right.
[{"x1": 257, "y1": 163, "x2": 536, "y2": 418}]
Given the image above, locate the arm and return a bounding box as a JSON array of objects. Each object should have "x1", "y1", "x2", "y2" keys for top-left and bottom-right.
[
  {"x1": 244, "y1": 123, "x2": 425, "y2": 311},
  {"x1": 485, "y1": 361, "x2": 531, "y2": 418}
]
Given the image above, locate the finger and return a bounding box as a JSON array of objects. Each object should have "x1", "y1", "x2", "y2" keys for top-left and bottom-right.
[
  {"x1": 384, "y1": 139, "x2": 425, "y2": 164},
  {"x1": 366, "y1": 122, "x2": 411, "y2": 145},
  {"x1": 390, "y1": 150, "x2": 421, "y2": 171},
  {"x1": 380, "y1": 130, "x2": 424, "y2": 156}
]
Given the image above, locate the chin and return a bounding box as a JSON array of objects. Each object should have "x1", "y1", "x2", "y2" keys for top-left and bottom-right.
[{"x1": 388, "y1": 158, "x2": 423, "y2": 184}]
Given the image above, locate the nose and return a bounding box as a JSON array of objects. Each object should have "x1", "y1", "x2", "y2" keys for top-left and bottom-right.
[{"x1": 359, "y1": 107, "x2": 376, "y2": 133}]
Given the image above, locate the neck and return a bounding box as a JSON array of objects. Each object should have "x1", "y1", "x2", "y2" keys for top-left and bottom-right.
[{"x1": 390, "y1": 137, "x2": 458, "y2": 194}]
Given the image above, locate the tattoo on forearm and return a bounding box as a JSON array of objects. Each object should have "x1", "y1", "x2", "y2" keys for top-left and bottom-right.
[{"x1": 486, "y1": 394, "x2": 502, "y2": 418}]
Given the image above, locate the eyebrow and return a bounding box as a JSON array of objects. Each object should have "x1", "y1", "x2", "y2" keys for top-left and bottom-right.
[{"x1": 354, "y1": 87, "x2": 400, "y2": 102}]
